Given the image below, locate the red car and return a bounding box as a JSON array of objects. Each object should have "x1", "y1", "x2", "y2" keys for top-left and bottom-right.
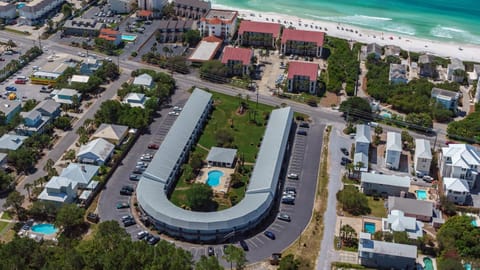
[
  {"x1": 148, "y1": 144, "x2": 159, "y2": 149},
  {"x1": 15, "y1": 79, "x2": 26, "y2": 84}
]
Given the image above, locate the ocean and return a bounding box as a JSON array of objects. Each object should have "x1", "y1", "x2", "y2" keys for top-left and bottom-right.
[{"x1": 211, "y1": 0, "x2": 480, "y2": 45}]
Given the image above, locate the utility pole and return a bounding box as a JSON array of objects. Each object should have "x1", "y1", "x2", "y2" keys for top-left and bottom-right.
[{"x1": 255, "y1": 86, "x2": 259, "y2": 122}]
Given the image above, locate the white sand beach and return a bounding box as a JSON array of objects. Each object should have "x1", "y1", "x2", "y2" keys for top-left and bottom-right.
[{"x1": 213, "y1": 4, "x2": 480, "y2": 63}]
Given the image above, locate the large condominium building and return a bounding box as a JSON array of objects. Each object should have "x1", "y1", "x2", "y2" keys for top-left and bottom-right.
[
  {"x1": 441, "y1": 144, "x2": 480, "y2": 190},
  {"x1": 109, "y1": 0, "x2": 133, "y2": 14},
  {"x1": 63, "y1": 19, "x2": 105, "y2": 37},
  {"x1": 19, "y1": 0, "x2": 65, "y2": 25},
  {"x1": 238, "y1": 20, "x2": 282, "y2": 48},
  {"x1": 173, "y1": 0, "x2": 211, "y2": 19},
  {"x1": 137, "y1": 0, "x2": 167, "y2": 11},
  {"x1": 280, "y1": 29, "x2": 325, "y2": 57},
  {"x1": 221, "y1": 47, "x2": 253, "y2": 76},
  {"x1": 0, "y1": 2, "x2": 16, "y2": 20},
  {"x1": 199, "y1": 9, "x2": 238, "y2": 41},
  {"x1": 286, "y1": 61, "x2": 318, "y2": 94}
]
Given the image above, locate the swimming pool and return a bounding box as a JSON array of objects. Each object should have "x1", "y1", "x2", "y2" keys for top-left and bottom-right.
[
  {"x1": 472, "y1": 219, "x2": 478, "y2": 227},
  {"x1": 17, "y1": 2, "x2": 25, "y2": 8},
  {"x1": 380, "y1": 111, "x2": 392, "y2": 119},
  {"x1": 121, "y1": 35, "x2": 137, "y2": 42},
  {"x1": 31, "y1": 223, "x2": 58, "y2": 235},
  {"x1": 465, "y1": 263, "x2": 472, "y2": 270},
  {"x1": 423, "y1": 257, "x2": 434, "y2": 270},
  {"x1": 206, "y1": 170, "x2": 223, "y2": 187},
  {"x1": 364, "y1": 222, "x2": 376, "y2": 234},
  {"x1": 416, "y1": 190, "x2": 428, "y2": 200}
]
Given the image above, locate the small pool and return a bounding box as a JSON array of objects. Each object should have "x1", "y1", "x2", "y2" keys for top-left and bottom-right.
[
  {"x1": 364, "y1": 222, "x2": 376, "y2": 234},
  {"x1": 206, "y1": 170, "x2": 223, "y2": 187},
  {"x1": 464, "y1": 263, "x2": 472, "y2": 270},
  {"x1": 416, "y1": 190, "x2": 428, "y2": 200},
  {"x1": 31, "y1": 223, "x2": 58, "y2": 235},
  {"x1": 121, "y1": 35, "x2": 137, "y2": 42},
  {"x1": 472, "y1": 219, "x2": 478, "y2": 227},
  {"x1": 423, "y1": 257, "x2": 434, "y2": 270},
  {"x1": 17, "y1": 2, "x2": 26, "y2": 8}
]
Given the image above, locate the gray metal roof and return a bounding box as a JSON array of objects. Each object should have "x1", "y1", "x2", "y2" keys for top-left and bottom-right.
[
  {"x1": 359, "y1": 232, "x2": 417, "y2": 259},
  {"x1": 60, "y1": 163, "x2": 99, "y2": 185},
  {"x1": 386, "y1": 132, "x2": 402, "y2": 152},
  {"x1": 355, "y1": 124, "x2": 371, "y2": 144},
  {"x1": 361, "y1": 172, "x2": 410, "y2": 188},
  {"x1": 133, "y1": 73, "x2": 153, "y2": 87},
  {"x1": 206, "y1": 147, "x2": 237, "y2": 164},
  {"x1": 387, "y1": 196, "x2": 433, "y2": 218},
  {"x1": 0, "y1": 134, "x2": 27, "y2": 151},
  {"x1": 431, "y1": 87, "x2": 459, "y2": 99},
  {"x1": 414, "y1": 139, "x2": 432, "y2": 160},
  {"x1": 77, "y1": 138, "x2": 115, "y2": 162},
  {"x1": 137, "y1": 100, "x2": 293, "y2": 231},
  {"x1": 36, "y1": 99, "x2": 60, "y2": 115},
  {"x1": 0, "y1": 100, "x2": 21, "y2": 117}
]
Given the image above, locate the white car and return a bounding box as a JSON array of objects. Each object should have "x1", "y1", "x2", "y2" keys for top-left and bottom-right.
[
  {"x1": 287, "y1": 173, "x2": 299, "y2": 179},
  {"x1": 173, "y1": 106, "x2": 182, "y2": 111},
  {"x1": 168, "y1": 111, "x2": 179, "y2": 116}
]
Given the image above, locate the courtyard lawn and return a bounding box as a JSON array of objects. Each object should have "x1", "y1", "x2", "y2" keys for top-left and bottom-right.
[
  {"x1": 1, "y1": 212, "x2": 12, "y2": 220},
  {"x1": 367, "y1": 196, "x2": 387, "y2": 218},
  {"x1": 0, "y1": 221, "x2": 9, "y2": 233}
]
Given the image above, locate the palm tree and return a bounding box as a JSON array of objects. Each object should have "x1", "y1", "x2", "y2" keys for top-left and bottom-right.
[
  {"x1": 24, "y1": 183, "x2": 33, "y2": 200},
  {"x1": 340, "y1": 224, "x2": 357, "y2": 247}
]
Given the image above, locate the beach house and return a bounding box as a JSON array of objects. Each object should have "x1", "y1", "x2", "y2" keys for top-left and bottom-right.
[
  {"x1": 173, "y1": 0, "x2": 211, "y2": 19},
  {"x1": 385, "y1": 132, "x2": 402, "y2": 170},
  {"x1": 77, "y1": 138, "x2": 115, "y2": 165},
  {"x1": 80, "y1": 57, "x2": 102, "y2": 75},
  {"x1": 52, "y1": 88, "x2": 82, "y2": 105},
  {"x1": 280, "y1": 29, "x2": 325, "y2": 58},
  {"x1": 92, "y1": 123, "x2": 129, "y2": 146},
  {"x1": 0, "y1": 134, "x2": 27, "y2": 153},
  {"x1": 431, "y1": 87, "x2": 460, "y2": 113},
  {"x1": 63, "y1": 19, "x2": 104, "y2": 37},
  {"x1": 358, "y1": 232, "x2": 417, "y2": 269},
  {"x1": 414, "y1": 139, "x2": 432, "y2": 177},
  {"x1": 0, "y1": 100, "x2": 21, "y2": 124},
  {"x1": 418, "y1": 54, "x2": 436, "y2": 78},
  {"x1": 440, "y1": 144, "x2": 480, "y2": 190},
  {"x1": 0, "y1": 2, "x2": 17, "y2": 20},
  {"x1": 384, "y1": 45, "x2": 401, "y2": 57},
  {"x1": 238, "y1": 20, "x2": 282, "y2": 48},
  {"x1": 443, "y1": 177, "x2": 470, "y2": 205},
  {"x1": 447, "y1": 58, "x2": 465, "y2": 83},
  {"x1": 16, "y1": 100, "x2": 60, "y2": 136},
  {"x1": 366, "y1": 43, "x2": 382, "y2": 59},
  {"x1": 388, "y1": 63, "x2": 408, "y2": 85},
  {"x1": 155, "y1": 19, "x2": 196, "y2": 43},
  {"x1": 388, "y1": 196, "x2": 433, "y2": 222},
  {"x1": 38, "y1": 176, "x2": 78, "y2": 205},
  {"x1": 360, "y1": 173, "x2": 410, "y2": 197},
  {"x1": 137, "y1": 0, "x2": 167, "y2": 12},
  {"x1": 199, "y1": 9, "x2": 238, "y2": 41},
  {"x1": 123, "y1": 93, "x2": 149, "y2": 108},
  {"x1": 133, "y1": 73, "x2": 154, "y2": 88},
  {"x1": 382, "y1": 210, "x2": 423, "y2": 239},
  {"x1": 354, "y1": 124, "x2": 371, "y2": 172},
  {"x1": 221, "y1": 47, "x2": 254, "y2": 76},
  {"x1": 286, "y1": 61, "x2": 318, "y2": 94}
]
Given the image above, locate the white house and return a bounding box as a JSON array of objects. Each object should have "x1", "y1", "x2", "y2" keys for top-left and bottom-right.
[
  {"x1": 441, "y1": 144, "x2": 480, "y2": 190},
  {"x1": 385, "y1": 132, "x2": 402, "y2": 170},
  {"x1": 389, "y1": 64, "x2": 408, "y2": 85},
  {"x1": 123, "y1": 93, "x2": 149, "y2": 109},
  {"x1": 38, "y1": 176, "x2": 78, "y2": 204},
  {"x1": 447, "y1": 58, "x2": 465, "y2": 83},
  {"x1": 59, "y1": 163, "x2": 99, "y2": 189},
  {"x1": 52, "y1": 88, "x2": 82, "y2": 105},
  {"x1": 414, "y1": 139, "x2": 432, "y2": 176},
  {"x1": 77, "y1": 138, "x2": 115, "y2": 165},
  {"x1": 133, "y1": 73, "x2": 154, "y2": 88},
  {"x1": 354, "y1": 124, "x2": 371, "y2": 171},
  {"x1": 443, "y1": 177, "x2": 470, "y2": 205},
  {"x1": 382, "y1": 210, "x2": 423, "y2": 239}
]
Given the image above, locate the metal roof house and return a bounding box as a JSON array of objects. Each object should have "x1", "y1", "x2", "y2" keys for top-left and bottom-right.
[
  {"x1": 92, "y1": 123, "x2": 129, "y2": 146},
  {"x1": 137, "y1": 89, "x2": 293, "y2": 242},
  {"x1": 354, "y1": 124, "x2": 371, "y2": 171},
  {"x1": 77, "y1": 138, "x2": 115, "y2": 165},
  {"x1": 385, "y1": 132, "x2": 402, "y2": 170},
  {"x1": 206, "y1": 147, "x2": 237, "y2": 168},
  {"x1": 440, "y1": 144, "x2": 480, "y2": 190},
  {"x1": 382, "y1": 210, "x2": 423, "y2": 239},
  {"x1": 0, "y1": 134, "x2": 28, "y2": 152},
  {"x1": 444, "y1": 177, "x2": 470, "y2": 205},
  {"x1": 38, "y1": 176, "x2": 79, "y2": 205},
  {"x1": 59, "y1": 163, "x2": 99, "y2": 189},
  {"x1": 431, "y1": 87, "x2": 460, "y2": 113},
  {"x1": 414, "y1": 139, "x2": 432, "y2": 176},
  {"x1": 361, "y1": 172, "x2": 410, "y2": 197},
  {"x1": 388, "y1": 196, "x2": 433, "y2": 222},
  {"x1": 133, "y1": 73, "x2": 154, "y2": 88}
]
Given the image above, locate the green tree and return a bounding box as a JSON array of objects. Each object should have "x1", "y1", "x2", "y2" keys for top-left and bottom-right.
[
  {"x1": 54, "y1": 116, "x2": 72, "y2": 131},
  {"x1": 437, "y1": 215, "x2": 480, "y2": 259},
  {"x1": 7, "y1": 147, "x2": 36, "y2": 173},
  {"x1": 215, "y1": 128, "x2": 234, "y2": 147},
  {"x1": 339, "y1": 97, "x2": 372, "y2": 119},
  {"x1": 279, "y1": 254, "x2": 300, "y2": 270},
  {"x1": 183, "y1": 30, "x2": 201, "y2": 47},
  {"x1": 336, "y1": 185, "x2": 371, "y2": 216},
  {"x1": 223, "y1": 245, "x2": 247, "y2": 270},
  {"x1": 61, "y1": 3, "x2": 73, "y2": 17},
  {"x1": 54, "y1": 204, "x2": 86, "y2": 237},
  {"x1": 340, "y1": 224, "x2": 358, "y2": 247},
  {"x1": 200, "y1": 60, "x2": 228, "y2": 82},
  {"x1": 22, "y1": 99, "x2": 38, "y2": 112},
  {"x1": 195, "y1": 255, "x2": 223, "y2": 270},
  {"x1": 186, "y1": 183, "x2": 214, "y2": 211},
  {"x1": 3, "y1": 191, "x2": 25, "y2": 219},
  {"x1": 0, "y1": 170, "x2": 14, "y2": 191},
  {"x1": 189, "y1": 152, "x2": 203, "y2": 172},
  {"x1": 230, "y1": 173, "x2": 243, "y2": 188}
]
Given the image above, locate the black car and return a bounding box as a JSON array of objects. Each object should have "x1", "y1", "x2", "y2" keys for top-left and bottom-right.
[
  {"x1": 207, "y1": 246, "x2": 215, "y2": 256},
  {"x1": 147, "y1": 235, "x2": 160, "y2": 245},
  {"x1": 281, "y1": 198, "x2": 295, "y2": 205},
  {"x1": 296, "y1": 130, "x2": 307, "y2": 136},
  {"x1": 239, "y1": 240, "x2": 249, "y2": 251},
  {"x1": 87, "y1": 212, "x2": 99, "y2": 223},
  {"x1": 120, "y1": 189, "x2": 133, "y2": 196},
  {"x1": 129, "y1": 174, "x2": 140, "y2": 181},
  {"x1": 132, "y1": 168, "x2": 143, "y2": 174},
  {"x1": 122, "y1": 185, "x2": 135, "y2": 192},
  {"x1": 340, "y1": 147, "x2": 349, "y2": 155},
  {"x1": 299, "y1": 122, "x2": 309, "y2": 128},
  {"x1": 123, "y1": 219, "x2": 136, "y2": 227},
  {"x1": 264, "y1": 230, "x2": 276, "y2": 240},
  {"x1": 341, "y1": 157, "x2": 351, "y2": 163}
]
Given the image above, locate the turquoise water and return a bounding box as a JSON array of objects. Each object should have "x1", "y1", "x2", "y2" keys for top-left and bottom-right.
[
  {"x1": 17, "y1": 2, "x2": 25, "y2": 8},
  {"x1": 31, "y1": 224, "x2": 58, "y2": 235},
  {"x1": 206, "y1": 170, "x2": 223, "y2": 187},
  {"x1": 423, "y1": 257, "x2": 434, "y2": 270},
  {"x1": 121, "y1": 35, "x2": 137, "y2": 42},
  {"x1": 416, "y1": 190, "x2": 428, "y2": 200},
  {"x1": 472, "y1": 220, "x2": 478, "y2": 227},
  {"x1": 212, "y1": 0, "x2": 480, "y2": 45},
  {"x1": 364, "y1": 222, "x2": 375, "y2": 234},
  {"x1": 464, "y1": 263, "x2": 472, "y2": 270}
]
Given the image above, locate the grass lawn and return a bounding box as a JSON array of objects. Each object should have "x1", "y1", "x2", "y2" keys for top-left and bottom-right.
[
  {"x1": 367, "y1": 196, "x2": 387, "y2": 218},
  {"x1": 0, "y1": 221, "x2": 9, "y2": 233},
  {"x1": 1, "y1": 211, "x2": 12, "y2": 220}
]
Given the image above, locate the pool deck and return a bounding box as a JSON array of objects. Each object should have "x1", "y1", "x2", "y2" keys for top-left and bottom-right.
[
  {"x1": 196, "y1": 166, "x2": 234, "y2": 194},
  {"x1": 418, "y1": 255, "x2": 437, "y2": 270},
  {"x1": 410, "y1": 185, "x2": 438, "y2": 202}
]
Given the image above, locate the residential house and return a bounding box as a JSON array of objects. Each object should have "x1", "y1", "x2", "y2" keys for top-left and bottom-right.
[
  {"x1": 447, "y1": 58, "x2": 465, "y2": 83},
  {"x1": 19, "y1": 0, "x2": 65, "y2": 25},
  {"x1": 77, "y1": 138, "x2": 115, "y2": 165},
  {"x1": 52, "y1": 88, "x2": 82, "y2": 105},
  {"x1": 354, "y1": 124, "x2": 371, "y2": 172},
  {"x1": 0, "y1": 100, "x2": 22, "y2": 124},
  {"x1": 418, "y1": 54, "x2": 436, "y2": 78},
  {"x1": 38, "y1": 176, "x2": 78, "y2": 205},
  {"x1": 199, "y1": 9, "x2": 238, "y2": 41},
  {"x1": 0, "y1": 134, "x2": 27, "y2": 153},
  {"x1": 92, "y1": 123, "x2": 129, "y2": 146},
  {"x1": 389, "y1": 63, "x2": 408, "y2": 84},
  {"x1": 221, "y1": 47, "x2": 253, "y2": 76},
  {"x1": 60, "y1": 163, "x2": 99, "y2": 189},
  {"x1": 382, "y1": 210, "x2": 423, "y2": 239},
  {"x1": 80, "y1": 57, "x2": 102, "y2": 75},
  {"x1": 0, "y1": 2, "x2": 16, "y2": 20},
  {"x1": 17, "y1": 100, "x2": 61, "y2": 135},
  {"x1": 188, "y1": 35, "x2": 223, "y2": 63},
  {"x1": 174, "y1": 0, "x2": 211, "y2": 19},
  {"x1": 443, "y1": 177, "x2": 470, "y2": 205},
  {"x1": 385, "y1": 132, "x2": 402, "y2": 170},
  {"x1": 384, "y1": 45, "x2": 401, "y2": 57},
  {"x1": 123, "y1": 93, "x2": 149, "y2": 108},
  {"x1": 133, "y1": 73, "x2": 154, "y2": 88},
  {"x1": 206, "y1": 147, "x2": 237, "y2": 168},
  {"x1": 238, "y1": 20, "x2": 282, "y2": 48},
  {"x1": 137, "y1": 0, "x2": 167, "y2": 12},
  {"x1": 98, "y1": 28, "x2": 122, "y2": 46},
  {"x1": 388, "y1": 196, "x2": 433, "y2": 222},
  {"x1": 109, "y1": 0, "x2": 132, "y2": 14},
  {"x1": 63, "y1": 19, "x2": 104, "y2": 37},
  {"x1": 360, "y1": 173, "x2": 410, "y2": 197},
  {"x1": 414, "y1": 139, "x2": 432, "y2": 176},
  {"x1": 366, "y1": 43, "x2": 382, "y2": 59},
  {"x1": 431, "y1": 87, "x2": 460, "y2": 113},
  {"x1": 441, "y1": 143, "x2": 480, "y2": 190},
  {"x1": 358, "y1": 232, "x2": 417, "y2": 269},
  {"x1": 0, "y1": 153, "x2": 7, "y2": 170},
  {"x1": 286, "y1": 61, "x2": 318, "y2": 94},
  {"x1": 280, "y1": 29, "x2": 325, "y2": 57}
]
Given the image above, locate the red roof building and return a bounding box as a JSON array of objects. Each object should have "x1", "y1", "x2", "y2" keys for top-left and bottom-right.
[
  {"x1": 287, "y1": 61, "x2": 319, "y2": 94},
  {"x1": 238, "y1": 20, "x2": 282, "y2": 48},
  {"x1": 199, "y1": 9, "x2": 238, "y2": 41},
  {"x1": 221, "y1": 47, "x2": 253, "y2": 76},
  {"x1": 137, "y1": 10, "x2": 153, "y2": 19},
  {"x1": 281, "y1": 29, "x2": 325, "y2": 58},
  {"x1": 188, "y1": 36, "x2": 223, "y2": 63},
  {"x1": 98, "y1": 28, "x2": 122, "y2": 46}
]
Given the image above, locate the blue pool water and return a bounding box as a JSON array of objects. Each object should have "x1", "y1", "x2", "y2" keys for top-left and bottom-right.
[
  {"x1": 17, "y1": 3, "x2": 25, "y2": 8},
  {"x1": 472, "y1": 220, "x2": 478, "y2": 227},
  {"x1": 206, "y1": 170, "x2": 223, "y2": 187},
  {"x1": 416, "y1": 190, "x2": 428, "y2": 200},
  {"x1": 465, "y1": 263, "x2": 472, "y2": 270},
  {"x1": 31, "y1": 223, "x2": 58, "y2": 235},
  {"x1": 121, "y1": 35, "x2": 137, "y2": 42},
  {"x1": 423, "y1": 257, "x2": 434, "y2": 270},
  {"x1": 380, "y1": 112, "x2": 392, "y2": 119},
  {"x1": 364, "y1": 222, "x2": 376, "y2": 234}
]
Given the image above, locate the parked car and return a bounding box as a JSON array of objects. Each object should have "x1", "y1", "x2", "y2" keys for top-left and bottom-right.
[
  {"x1": 123, "y1": 218, "x2": 136, "y2": 227},
  {"x1": 340, "y1": 148, "x2": 349, "y2": 155},
  {"x1": 132, "y1": 168, "x2": 143, "y2": 174},
  {"x1": 87, "y1": 212, "x2": 99, "y2": 223},
  {"x1": 148, "y1": 144, "x2": 159, "y2": 149},
  {"x1": 121, "y1": 215, "x2": 133, "y2": 222},
  {"x1": 239, "y1": 240, "x2": 249, "y2": 251},
  {"x1": 116, "y1": 202, "x2": 129, "y2": 209},
  {"x1": 287, "y1": 173, "x2": 299, "y2": 179},
  {"x1": 281, "y1": 197, "x2": 295, "y2": 205},
  {"x1": 296, "y1": 130, "x2": 307, "y2": 136},
  {"x1": 120, "y1": 189, "x2": 133, "y2": 196},
  {"x1": 173, "y1": 106, "x2": 182, "y2": 111},
  {"x1": 277, "y1": 213, "x2": 291, "y2": 222},
  {"x1": 147, "y1": 235, "x2": 160, "y2": 245},
  {"x1": 136, "y1": 161, "x2": 147, "y2": 167},
  {"x1": 341, "y1": 157, "x2": 351, "y2": 163},
  {"x1": 129, "y1": 174, "x2": 140, "y2": 181},
  {"x1": 122, "y1": 185, "x2": 134, "y2": 192},
  {"x1": 5, "y1": 85, "x2": 16, "y2": 91},
  {"x1": 264, "y1": 230, "x2": 276, "y2": 240},
  {"x1": 207, "y1": 246, "x2": 215, "y2": 256},
  {"x1": 285, "y1": 187, "x2": 297, "y2": 194},
  {"x1": 137, "y1": 231, "x2": 148, "y2": 240},
  {"x1": 299, "y1": 122, "x2": 309, "y2": 128},
  {"x1": 14, "y1": 79, "x2": 26, "y2": 84}
]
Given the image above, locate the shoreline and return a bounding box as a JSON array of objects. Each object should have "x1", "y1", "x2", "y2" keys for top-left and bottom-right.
[{"x1": 213, "y1": 4, "x2": 480, "y2": 63}]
